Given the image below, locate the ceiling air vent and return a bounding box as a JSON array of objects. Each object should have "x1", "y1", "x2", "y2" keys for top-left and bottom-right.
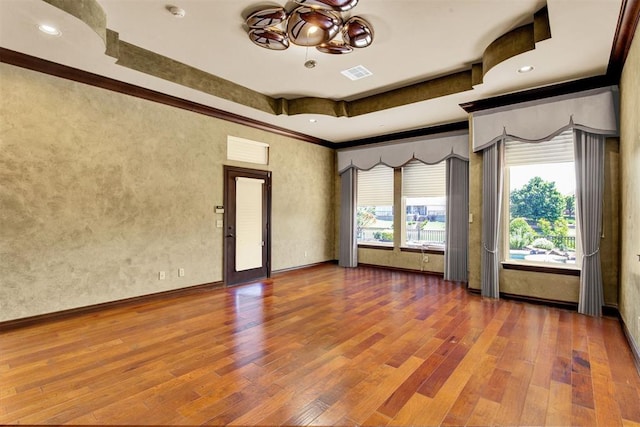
[{"x1": 341, "y1": 65, "x2": 373, "y2": 81}]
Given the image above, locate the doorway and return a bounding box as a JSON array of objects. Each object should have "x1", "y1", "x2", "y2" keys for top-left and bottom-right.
[{"x1": 224, "y1": 166, "x2": 271, "y2": 286}]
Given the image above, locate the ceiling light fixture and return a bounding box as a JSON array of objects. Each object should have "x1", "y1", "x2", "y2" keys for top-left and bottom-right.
[
  {"x1": 517, "y1": 65, "x2": 534, "y2": 73},
  {"x1": 38, "y1": 24, "x2": 61, "y2": 36},
  {"x1": 245, "y1": 0, "x2": 373, "y2": 56}
]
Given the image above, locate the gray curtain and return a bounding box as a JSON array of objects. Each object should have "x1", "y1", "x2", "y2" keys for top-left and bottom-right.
[
  {"x1": 481, "y1": 141, "x2": 504, "y2": 298},
  {"x1": 574, "y1": 129, "x2": 605, "y2": 316},
  {"x1": 339, "y1": 168, "x2": 358, "y2": 267},
  {"x1": 444, "y1": 157, "x2": 469, "y2": 281}
]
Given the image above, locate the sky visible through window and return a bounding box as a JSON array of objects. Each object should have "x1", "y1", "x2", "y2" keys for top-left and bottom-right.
[{"x1": 509, "y1": 162, "x2": 575, "y2": 195}]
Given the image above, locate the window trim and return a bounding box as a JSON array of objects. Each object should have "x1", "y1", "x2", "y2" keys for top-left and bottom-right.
[
  {"x1": 501, "y1": 261, "x2": 580, "y2": 276},
  {"x1": 358, "y1": 243, "x2": 394, "y2": 251},
  {"x1": 400, "y1": 247, "x2": 444, "y2": 254},
  {"x1": 502, "y1": 135, "x2": 582, "y2": 270},
  {"x1": 356, "y1": 162, "x2": 449, "y2": 253},
  {"x1": 401, "y1": 161, "x2": 447, "y2": 249},
  {"x1": 356, "y1": 166, "x2": 394, "y2": 246}
]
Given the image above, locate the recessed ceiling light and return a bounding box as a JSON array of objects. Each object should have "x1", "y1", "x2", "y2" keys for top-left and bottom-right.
[
  {"x1": 517, "y1": 65, "x2": 534, "y2": 73},
  {"x1": 309, "y1": 119, "x2": 317, "y2": 123},
  {"x1": 38, "y1": 24, "x2": 61, "y2": 36}
]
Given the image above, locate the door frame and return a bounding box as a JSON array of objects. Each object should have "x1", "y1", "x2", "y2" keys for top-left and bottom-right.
[{"x1": 223, "y1": 165, "x2": 272, "y2": 286}]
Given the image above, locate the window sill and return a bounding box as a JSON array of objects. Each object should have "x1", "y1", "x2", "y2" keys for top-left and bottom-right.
[
  {"x1": 400, "y1": 247, "x2": 444, "y2": 255},
  {"x1": 358, "y1": 244, "x2": 394, "y2": 251},
  {"x1": 501, "y1": 261, "x2": 580, "y2": 276}
]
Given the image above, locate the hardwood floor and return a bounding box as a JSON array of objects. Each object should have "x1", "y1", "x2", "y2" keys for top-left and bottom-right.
[{"x1": 1, "y1": 264, "x2": 639, "y2": 426}]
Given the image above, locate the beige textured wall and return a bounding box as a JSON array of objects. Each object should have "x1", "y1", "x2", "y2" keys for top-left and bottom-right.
[
  {"x1": 467, "y1": 122, "x2": 620, "y2": 306},
  {"x1": 499, "y1": 269, "x2": 579, "y2": 302},
  {"x1": 0, "y1": 63, "x2": 335, "y2": 322},
  {"x1": 358, "y1": 248, "x2": 444, "y2": 274},
  {"x1": 619, "y1": 24, "x2": 640, "y2": 353},
  {"x1": 602, "y1": 138, "x2": 620, "y2": 305},
  {"x1": 468, "y1": 130, "x2": 483, "y2": 290}
]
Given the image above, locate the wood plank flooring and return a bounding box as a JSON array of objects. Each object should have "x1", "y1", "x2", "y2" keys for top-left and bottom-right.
[{"x1": 1, "y1": 264, "x2": 639, "y2": 426}]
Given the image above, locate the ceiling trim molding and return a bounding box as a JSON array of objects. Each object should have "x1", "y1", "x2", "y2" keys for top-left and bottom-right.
[
  {"x1": 607, "y1": 0, "x2": 640, "y2": 81},
  {"x1": 461, "y1": 0, "x2": 638, "y2": 114},
  {"x1": 339, "y1": 121, "x2": 469, "y2": 149},
  {"x1": 481, "y1": 6, "x2": 551, "y2": 79},
  {"x1": 42, "y1": 0, "x2": 107, "y2": 43},
  {"x1": 39, "y1": 0, "x2": 551, "y2": 119},
  {"x1": 0, "y1": 47, "x2": 332, "y2": 147},
  {"x1": 459, "y1": 75, "x2": 613, "y2": 113}
]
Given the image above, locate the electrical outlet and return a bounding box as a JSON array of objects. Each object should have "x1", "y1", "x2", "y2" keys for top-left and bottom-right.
[
  {"x1": 159, "y1": 271, "x2": 166, "y2": 280},
  {"x1": 178, "y1": 268, "x2": 185, "y2": 277},
  {"x1": 304, "y1": 251, "x2": 308, "y2": 258},
  {"x1": 423, "y1": 255, "x2": 429, "y2": 263}
]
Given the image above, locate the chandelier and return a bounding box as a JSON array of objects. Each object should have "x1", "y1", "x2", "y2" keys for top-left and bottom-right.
[{"x1": 245, "y1": 0, "x2": 374, "y2": 56}]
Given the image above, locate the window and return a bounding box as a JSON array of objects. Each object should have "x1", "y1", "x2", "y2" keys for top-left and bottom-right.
[
  {"x1": 401, "y1": 161, "x2": 446, "y2": 248},
  {"x1": 357, "y1": 165, "x2": 393, "y2": 246},
  {"x1": 227, "y1": 136, "x2": 269, "y2": 165},
  {"x1": 504, "y1": 130, "x2": 580, "y2": 267}
]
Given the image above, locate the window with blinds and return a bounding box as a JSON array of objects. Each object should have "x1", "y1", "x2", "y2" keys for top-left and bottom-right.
[
  {"x1": 357, "y1": 165, "x2": 393, "y2": 245},
  {"x1": 505, "y1": 130, "x2": 574, "y2": 165},
  {"x1": 401, "y1": 160, "x2": 446, "y2": 247},
  {"x1": 402, "y1": 161, "x2": 446, "y2": 197},
  {"x1": 227, "y1": 136, "x2": 269, "y2": 165},
  {"x1": 504, "y1": 130, "x2": 580, "y2": 267},
  {"x1": 357, "y1": 165, "x2": 393, "y2": 206}
]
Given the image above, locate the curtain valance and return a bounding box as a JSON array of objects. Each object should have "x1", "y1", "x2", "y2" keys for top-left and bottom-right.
[
  {"x1": 337, "y1": 131, "x2": 469, "y2": 174},
  {"x1": 471, "y1": 86, "x2": 619, "y2": 152}
]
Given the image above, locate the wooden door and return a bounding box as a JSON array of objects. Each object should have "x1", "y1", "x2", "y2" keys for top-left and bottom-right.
[{"x1": 224, "y1": 166, "x2": 271, "y2": 285}]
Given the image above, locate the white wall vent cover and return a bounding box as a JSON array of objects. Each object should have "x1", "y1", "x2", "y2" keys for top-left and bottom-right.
[
  {"x1": 227, "y1": 136, "x2": 269, "y2": 165},
  {"x1": 341, "y1": 65, "x2": 373, "y2": 81}
]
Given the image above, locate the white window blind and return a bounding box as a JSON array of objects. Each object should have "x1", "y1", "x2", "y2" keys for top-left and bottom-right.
[
  {"x1": 357, "y1": 165, "x2": 393, "y2": 206},
  {"x1": 227, "y1": 136, "x2": 269, "y2": 165},
  {"x1": 235, "y1": 177, "x2": 264, "y2": 271},
  {"x1": 505, "y1": 130, "x2": 574, "y2": 166},
  {"x1": 402, "y1": 161, "x2": 446, "y2": 198}
]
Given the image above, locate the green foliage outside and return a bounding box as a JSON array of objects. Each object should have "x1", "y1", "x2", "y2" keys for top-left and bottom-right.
[
  {"x1": 373, "y1": 231, "x2": 394, "y2": 242},
  {"x1": 357, "y1": 207, "x2": 375, "y2": 232},
  {"x1": 551, "y1": 218, "x2": 571, "y2": 249},
  {"x1": 509, "y1": 218, "x2": 536, "y2": 249},
  {"x1": 531, "y1": 238, "x2": 554, "y2": 250},
  {"x1": 509, "y1": 177, "x2": 575, "y2": 254},
  {"x1": 510, "y1": 176, "x2": 565, "y2": 223},
  {"x1": 564, "y1": 194, "x2": 575, "y2": 218},
  {"x1": 537, "y1": 218, "x2": 553, "y2": 236}
]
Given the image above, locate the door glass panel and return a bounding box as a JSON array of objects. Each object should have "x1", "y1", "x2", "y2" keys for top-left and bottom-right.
[{"x1": 235, "y1": 177, "x2": 264, "y2": 271}]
